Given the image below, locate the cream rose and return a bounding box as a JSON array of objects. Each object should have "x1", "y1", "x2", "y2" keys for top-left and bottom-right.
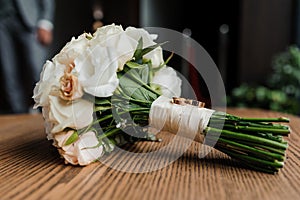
[
  {"x1": 125, "y1": 26, "x2": 164, "y2": 68},
  {"x1": 75, "y1": 44, "x2": 119, "y2": 97},
  {"x1": 53, "y1": 32, "x2": 92, "y2": 66},
  {"x1": 54, "y1": 130, "x2": 105, "y2": 166},
  {"x1": 92, "y1": 24, "x2": 165, "y2": 71},
  {"x1": 59, "y1": 70, "x2": 83, "y2": 101},
  {"x1": 33, "y1": 33, "x2": 90, "y2": 107},
  {"x1": 54, "y1": 31, "x2": 120, "y2": 98},
  {"x1": 151, "y1": 66, "x2": 182, "y2": 97},
  {"x1": 33, "y1": 61, "x2": 64, "y2": 108},
  {"x1": 47, "y1": 95, "x2": 94, "y2": 134},
  {"x1": 92, "y1": 24, "x2": 137, "y2": 71}
]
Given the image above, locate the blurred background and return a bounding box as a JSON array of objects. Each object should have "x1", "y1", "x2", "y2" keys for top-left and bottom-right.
[{"x1": 2, "y1": 0, "x2": 300, "y2": 115}]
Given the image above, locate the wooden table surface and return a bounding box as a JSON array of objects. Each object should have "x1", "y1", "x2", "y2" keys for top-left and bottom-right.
[{"x1": 0, "y1": 108, "x2": 299, "y2": 200}]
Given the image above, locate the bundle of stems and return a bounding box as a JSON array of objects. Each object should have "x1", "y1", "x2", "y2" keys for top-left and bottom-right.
[
  {"x1": 204, "y1": 112, "x2": 290, "y2": 173},
  {"x1": 86, "y1": 39, "x2": 290, "y2": 174}
]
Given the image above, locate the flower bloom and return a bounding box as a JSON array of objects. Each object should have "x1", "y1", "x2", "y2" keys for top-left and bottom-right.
[
  {"x1": 54, "y1": 130, "x2": 104, "y2": 166},
  {"x1": 92, "y1": 24, "x2": 165, "y2": 71},
  {"x1": 75, "y1": 44, "x2": 119, "y2": 97},
  {"x1": 33, "y1": 60, "x2": 63, "y2": 108},
  {"x1": 59, "y1": 62, "x2": 84, "y2": 101},
  {"x1": 125, "y1": 27, "x2": 164, "y2": 68},
  {"x1": 47, "y1": 95, "x2": 94, "y2": 134},
  {"x1": 152, "y1": 66, "x2": 182, "y2": 97},
  {"x1": 92, "y1": 24, "x2": 137, "y2": 71}
]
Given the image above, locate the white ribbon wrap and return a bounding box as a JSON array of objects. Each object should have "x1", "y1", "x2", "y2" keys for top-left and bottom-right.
[{"x1": 149, "y1": 96, "x2": 215, "y2": 142}]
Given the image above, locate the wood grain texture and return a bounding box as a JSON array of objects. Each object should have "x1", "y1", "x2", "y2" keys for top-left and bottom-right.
[{"x1": 0, "y1": 108, "x2": 299, "y2": 200}]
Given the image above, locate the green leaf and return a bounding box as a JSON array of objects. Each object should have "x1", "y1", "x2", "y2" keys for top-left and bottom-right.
[
  {"x1": 133, "y1": 37, "x2": 143, "y2": 61},
  {"x1": 119, "y1": 73, "x2": 145, "y2": 100},
  {"x1": 125, "y1": 61, "x2": 152, "y2": 83},
  {"x1": 163, "y1": 51, "x2": 174, "y2": 66},
  {"x1": 133, "y1": 37, "x2": 168, "y2": 62},
  {"x1": 94, "y1": 105, "x2": 112, "y2": 112},
  {"x1": 140, "y1": 41, "x2": 167, "y2": 57},
  {"x1": 64, "y1": 131, "x2": 79, "y2": 146},
  {"x1": 94, "y1": 97, "x2": 111, "y2": 106},
  {"x1": 126, "y1": 61, "x2": 143, "y2": 69},
  {"x1": 118, "y1": 68, "x2": 157, "y2": 102},
  {"x1": 138, "y1": 64, "x2": 150, "y2": 83}
]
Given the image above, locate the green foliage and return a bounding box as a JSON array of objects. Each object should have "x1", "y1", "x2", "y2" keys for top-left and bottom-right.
[
  {"x1": 64, "y1": 131, "x2": 79, "y2": 146},
  {"x1": 269, "y1": 45, "x2": 300, "y2": 98},
  {"x1": 91, "y1": 37, "x2": 163, "y2": 146},
  {"x1": 228, "y1": 45, "x2": 300, "y2": 115}
]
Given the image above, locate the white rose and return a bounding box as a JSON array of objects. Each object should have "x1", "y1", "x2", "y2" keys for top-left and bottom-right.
[
  {"x1": 75, "y1": 44, "x2": 119, "y2": 97},
  {"x1": 92, "y1": 24, "x2": 137, "y2": 71},
  {"x1": 33, "y1": 61, "x2": 64, "y2": 108},
  {"x1": 48, "y1": 95, "x2": 93, "y2": 133},
  {"x1": 125, "y1": 26, "x2": 164, "y2": 68},
  {"x1": 53, "y1": 33, "x2": 91, "y2": 66},
  {"x1": 52, "y1": 33, "x2": 89, "y2": 100},
  {"x1": 152, "y1": 66, "x2": 182, "y2": 97},
  {"x1": 41, "y1": 106, "x2": 55, "y2": 139},
  {"x1": 55, "y1": 131, "x2": 104, "y2": 166},
  {"x1": 93, "y1": 23, "x2": 123, "y2": 36},
  {"x1": 33, "y1": 33, "x2": 90, "y2": 107}
]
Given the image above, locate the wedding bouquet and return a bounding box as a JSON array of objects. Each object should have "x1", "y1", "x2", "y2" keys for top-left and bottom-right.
[{"x1": 33, "y1": 24, "x2": 290, "y2": 174}]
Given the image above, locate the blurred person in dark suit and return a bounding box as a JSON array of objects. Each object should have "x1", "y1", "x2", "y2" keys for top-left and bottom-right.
[{"x1": 0, "y1": 0, "x2": 55, "y2": 114}]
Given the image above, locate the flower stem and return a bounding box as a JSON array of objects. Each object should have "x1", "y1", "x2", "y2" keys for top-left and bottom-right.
[
  {"x1": 205, "y1": 127, "x2": 288, "y2": 149},
  {"x1": 201, "y1": 111, "x2": 290, "y2": 173}
]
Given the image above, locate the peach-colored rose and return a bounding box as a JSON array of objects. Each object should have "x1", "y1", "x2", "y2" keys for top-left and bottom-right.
[
  {"x1": 54, "y1": 130, "x2": 105, "y2": 166},
  {"x1": 59, "y1": 69, "x2": 83, "y2": 101}
]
